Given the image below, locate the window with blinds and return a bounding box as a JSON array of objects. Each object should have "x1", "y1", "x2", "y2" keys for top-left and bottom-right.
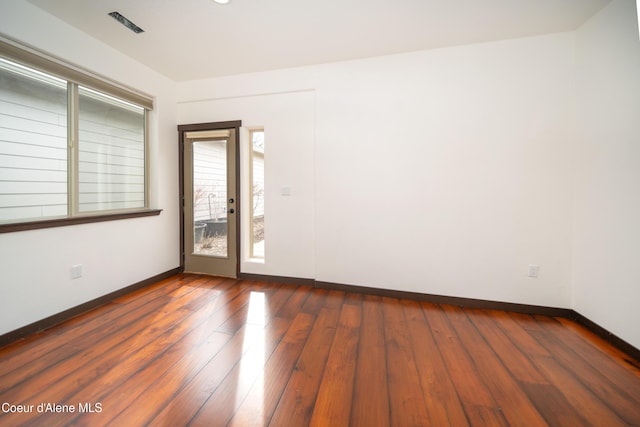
[{"x1": 0, "y1": 41, "x2": 151, "y2": 225}]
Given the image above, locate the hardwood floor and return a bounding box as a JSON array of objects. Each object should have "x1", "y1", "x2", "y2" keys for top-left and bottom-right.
[{"x1": 1, "y1": 274, "x2": 639, "y2": 426}]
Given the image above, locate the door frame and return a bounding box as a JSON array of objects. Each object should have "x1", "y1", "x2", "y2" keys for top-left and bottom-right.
[{"x1": 178, "y1": 120, "x2": 242, "y2": 277}]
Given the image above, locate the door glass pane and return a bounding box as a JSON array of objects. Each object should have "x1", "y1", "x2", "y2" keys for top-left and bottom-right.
[{"x1": 193, "y1": 139, "x2": 227, "y2": 257}]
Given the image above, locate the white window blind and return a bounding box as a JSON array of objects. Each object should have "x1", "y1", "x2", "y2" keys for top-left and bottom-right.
[{"x1": 78, "y1": 86, "x2": 145, "y2": 212}]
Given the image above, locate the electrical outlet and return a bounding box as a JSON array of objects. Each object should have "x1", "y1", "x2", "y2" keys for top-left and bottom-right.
[
  {"x1": 71, "y1": 264, "x2": 83, "y2": 280},
  {"x1": 527, "y1": 265, "x2": 540, "y2": 278}
]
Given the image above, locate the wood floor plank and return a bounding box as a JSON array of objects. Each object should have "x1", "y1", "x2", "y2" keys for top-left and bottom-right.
[
  {"x1": 520, "y1": 382, "x2": 592, "y2": 426},
  {"x1": 509, "y1": 312, "x2": 548, "y2": 333},
  {"x1": 73, "y1": 331, "x2": 232, "y2": 427},
  {"x1": 309, "y1": 303, "x2": 361, "y2": 426},
  {"x1": 529, "y1": 352, "x2": 628, "y2": 427},
  {"x1": 111, "y1": 273, "x2": 201, "y2": 304},
  {"x1": 0, "y1": 274, "x2": 205, "y2": 424},
  {"x1": 494, "y1": 311, "x2": 551, "y2": 358},
  {"x1": 343, "y1": 291, "x2": 364, "y2": 306},
  {"x1": 47, "y1": 280, "x2": 247, "y2": 426},
  {"x1": 177, "y1": 277, "x2": 239, "y2": 311},
  {"x1": 130, "y1": 323, "x2": 259, "y2": 427},
  {"x1": 0, "y1": 291, "x2": 179, "y2": 405},
  {"x1": 121, "y1": 285, "x2": 288, "y2": 426},
  {"x1": 214, "y1": 282, "x2": 280, "y2": 334},
  {"x1": 530, "y1": 317, "x2": 640, "y2": 425},
  {"x1": 275, "y1": 284, "x2": 313, "y2": 319},
  {"x1": 0, "y1": 274, "x2": 639, "y2": 427},
  {"x1": 422, "y1": 302, "x2": 508, "y2": 426},
  {"x1": 300, "y1": 288, "x2": 330, "y2": 314},
  {"x1": 350, "y1": 295, "x2": 390, "y2": 427},
  {"x1": 403, "y1": 300, "x2": 469, "y2": 427},
  {"x1": 268, "y1": 290, "x2": 345, "y2": 427},
  {"x1": 492, "y1": 311, "x2": 635, "y2": 426},
  {"x1": 467, "y1": 308, "x2": 547, "y2": 385},
  {"x1": 0, "y1": 274, "x2": 193, "y2": 378},
  {"x1": 1, "y1": 279, "x2": 231, "y2": 427},
  {"x1": 186, "y1": 315, "x2": 297, "y2": 427},
  {"x1": 442, "y1": 304, "x2": 548, "y2": 427},
  {"x1": 61, "y1": 273, "x2": 198, "y2": 329},
  {"x1": 144, "y1": 316, "x2": 288, "y2": 427},
  {"x1": 173, "y1": 284, "x2": 300, "y2": 427},
  {"x1": 382, "y1": 297, "x2": 431, "y2": 426},
  {"x1": 553, "y1": 318, "x2": 640, "y2": 388},
  {"x1": 227, "y1": 312, "x2": 316, "y2": 427}
]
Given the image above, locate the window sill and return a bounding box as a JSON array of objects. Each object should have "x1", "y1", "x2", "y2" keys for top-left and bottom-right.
[{"x1": 0, "y1": 209, "x2": 162, "y2": 234}]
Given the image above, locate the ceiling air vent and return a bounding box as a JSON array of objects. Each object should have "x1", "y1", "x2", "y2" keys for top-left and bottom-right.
[{"x1": 108, "y1": 11, "x2": 144, "y2": 34}]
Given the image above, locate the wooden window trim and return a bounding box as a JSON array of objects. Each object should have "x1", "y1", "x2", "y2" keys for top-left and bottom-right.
[{"x1": 0, "y1": 209, "x2": 162, "y2": 234}]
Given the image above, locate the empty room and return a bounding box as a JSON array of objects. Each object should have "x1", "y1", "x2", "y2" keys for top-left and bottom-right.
[{"x1": 1, "y1": 0, "x2": 639, "y2": 425}]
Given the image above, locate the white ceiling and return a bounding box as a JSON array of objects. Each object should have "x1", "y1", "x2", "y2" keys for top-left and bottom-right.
[{"x1": 27, "y1": 0, "x2": 611, "y2": 82}]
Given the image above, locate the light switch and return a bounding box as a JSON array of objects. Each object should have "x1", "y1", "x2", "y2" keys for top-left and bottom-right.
[{"x1": 281, "y1": 186, "x2": 291, "y2": 196}]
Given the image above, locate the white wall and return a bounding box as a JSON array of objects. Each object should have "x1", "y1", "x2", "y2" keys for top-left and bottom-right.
[
  {"x1": 573, "y1": 0, "x2": 640, "y2": 349},
  {"x1": 178, "y1": 32, "x2": 576, "y2": 308},
  {"x1": 314, "y1": 35, "x2": 574, "y2": 307},
  {"x1": 0, "y1": 1, "x2": 179, "y2": 336}
]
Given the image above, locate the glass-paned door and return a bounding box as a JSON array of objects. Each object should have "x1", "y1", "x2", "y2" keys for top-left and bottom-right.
[{"x1": 183, "y1": 127, "x2": 238, "y2": 277}]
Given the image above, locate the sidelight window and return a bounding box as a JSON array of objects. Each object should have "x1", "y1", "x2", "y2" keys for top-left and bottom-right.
[{"x1": 250, "y1": 129, "x2": 264, "y2": 258}]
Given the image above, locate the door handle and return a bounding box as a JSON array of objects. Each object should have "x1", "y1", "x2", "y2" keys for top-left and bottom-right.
[
  {"x1": 229, "y1": 208, "x2": 235, "y2": 214},
  {"x1": 229, "y1": 198, "x2": 234, "y2": 204}
]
